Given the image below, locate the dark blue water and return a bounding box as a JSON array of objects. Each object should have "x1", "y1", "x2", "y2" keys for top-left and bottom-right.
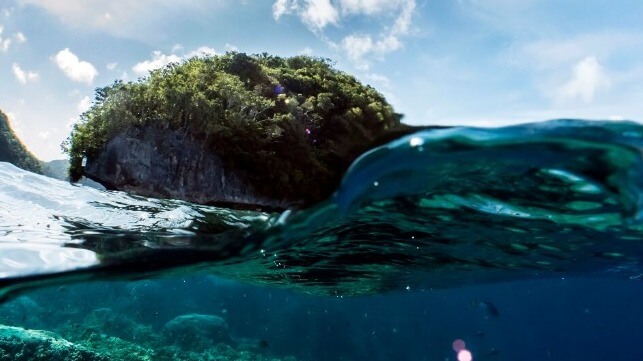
[{"x1": 1, "y1": 119, "x2": 642, "y2": 360}]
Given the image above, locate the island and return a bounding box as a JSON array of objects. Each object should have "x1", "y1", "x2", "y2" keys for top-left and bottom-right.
[{"x1": 65, "y1": 52, "x2": 414, "y2": 209}]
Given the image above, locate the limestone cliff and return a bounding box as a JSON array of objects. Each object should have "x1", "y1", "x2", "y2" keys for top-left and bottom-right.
[{"x1": 84, "y1": 126, "x2": 291, "y2": 209}]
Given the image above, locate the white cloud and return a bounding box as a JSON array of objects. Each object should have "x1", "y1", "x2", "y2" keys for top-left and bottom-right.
[
  {"x1": 185, "y1": 46, "x2": 217, "y2": 58},
  {"x1": 299, "y1": 46, "x2": 313, "y2": 55},
  {"x1": 273, "y1": 0, "x2": 297, "y2": 20},
  {"x1": 133, "y1": 46, "x2": 219, "y2": 76},
  {"x1": 12, "y1": 63, "x2": 39, "y2": 84},
  {"x1": 225, "y1": 43, "x2": 238, "y2": 52},
  {"x1": 365, "y1": 72, "x2": 390, "y2": 87},
  {"x1": 132, "y1": 51, "x2": 181, "y2": 75},
  {"x1": 77, "y1": 96, "x2": 92, "y2": 113},
  {"x1": 272, "y1": 0, "x2": 340, "y2": 30},
  {"x1": 0, "y1": 38, "x2": 9, "y2": 51},
  {"x1": 555, "y1": 56, "x2": 609, "y2": 103},
  {"x1": 106, "y1": 62, "x2": 118, "y2": 70},
  {"x1": 341, "y1": 34, "x2": 401, "y2": 69},
  {"x1": 171, "y1": 44, "x2": 184, "y2": 53},
  {"x1": 391, "y1": 0, "x2": 415, "y2": 35},
  {"x1": 511, "y1": 31, "x2": 643, "y2": 71},
  {"x1": 302, "y1": 0, "x2": 339, "y2": 31},
  {"x1": 339, "y1": 0, "x2": 410, "y2": 17},
  {"x1": 4, "y1": 111, "x2": 24, "y2": 139},
  {"x1": 53, "y1": 48, "x2": 98, "y2": 84},
  {"x1": 272, "y1": 0, "x2": 416, "y2": 68},
  {"x1": 0, "y1": 24, "x2": 10, "y2": 52},
  {"x1": 14, "y1": 31, "x2": 26, "y2": 43}
]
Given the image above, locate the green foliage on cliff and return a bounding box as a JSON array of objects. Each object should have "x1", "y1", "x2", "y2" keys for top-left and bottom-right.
[
  {"x1": 0, "y1": 109, "x2": 42, "y2": 174},
  {"x1": 65, "y1": 52, "x2": 404, "y2": 205}
]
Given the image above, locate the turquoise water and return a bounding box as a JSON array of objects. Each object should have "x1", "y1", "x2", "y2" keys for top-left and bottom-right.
[{"x1": 1, "y1": 120, "x2": 643, "y2": 360}]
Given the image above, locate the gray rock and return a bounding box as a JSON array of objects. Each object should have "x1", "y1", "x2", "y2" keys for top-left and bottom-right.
[
  {"x1": 162, "y1": 313, "x2": 231, "y2": 351},
  {"x1": 84, "y1": 126, "x2": 289, "y2": 209}
]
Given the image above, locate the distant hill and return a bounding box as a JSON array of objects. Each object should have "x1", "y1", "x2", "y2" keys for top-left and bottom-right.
[
  {"x1": 0, "y1": 109, "x2": 42, "y2": 173},
  {"x1": 42, "y1": 159, "x2": 69, "y2": 180},
  {"x1": 43, "y1": 158, "x2": 105, "y2": 190}
]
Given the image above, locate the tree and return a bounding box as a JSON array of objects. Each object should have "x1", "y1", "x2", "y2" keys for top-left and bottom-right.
[{"x1": 0, "y1": 109, "x2": 42, "y2": 174}]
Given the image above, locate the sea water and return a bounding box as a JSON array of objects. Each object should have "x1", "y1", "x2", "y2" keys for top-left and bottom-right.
[{"x1": 1, "y1": 119, "x2": 642, "y2": 360}]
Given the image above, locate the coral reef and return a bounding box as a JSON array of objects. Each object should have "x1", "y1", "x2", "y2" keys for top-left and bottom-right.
[
  {"x1": 0, "y1": 299, "x2": 296, "y2": 361},
  {"x1": 0, "y1": 325, "x2": 108, "y2": 361}
]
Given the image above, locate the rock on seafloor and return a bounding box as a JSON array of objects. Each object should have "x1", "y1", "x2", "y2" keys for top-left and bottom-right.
[
  {"x1": 0, "y1": 325, "x2": 108, "y2": 361},
  {"x1": 162, "y1": 313, "x2": 233, "y2": 351}
]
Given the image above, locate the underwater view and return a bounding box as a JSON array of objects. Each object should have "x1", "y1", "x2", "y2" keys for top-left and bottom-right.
[{"x1": 2, "y1": 1, "x2": 643, "y2": 360}]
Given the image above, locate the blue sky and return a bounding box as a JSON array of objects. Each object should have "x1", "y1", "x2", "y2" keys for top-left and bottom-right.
[{"x1": 1, "y1": 0, "x2": 642, "y2": 161}]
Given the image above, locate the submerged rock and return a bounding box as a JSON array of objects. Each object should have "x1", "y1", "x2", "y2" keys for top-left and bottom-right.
[
  {"x1": 162, "y1": 313, "x2": 232, "y2": 351},
  {"x1": 80, "y1": 308, "x2": 155, "y2": 343},
  {"x1": 0, "y1": 325, "x2": 108, "y2": 361},
  {"x1": 0, "y1": 297, "x2": 45, "y2": 330}
]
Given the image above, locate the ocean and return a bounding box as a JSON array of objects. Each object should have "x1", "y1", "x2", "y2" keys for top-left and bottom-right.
[{"x1": 1, "y1": 119, "x2": 642, "y2": 360}]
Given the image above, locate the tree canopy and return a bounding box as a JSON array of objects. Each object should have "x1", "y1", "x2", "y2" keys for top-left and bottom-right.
[
  {"x1": 0, "y1": 109, "x2": 42, "y2": 174},
  {"x1": 65, "y1": 52, "x2": 405, "y2": 206}
]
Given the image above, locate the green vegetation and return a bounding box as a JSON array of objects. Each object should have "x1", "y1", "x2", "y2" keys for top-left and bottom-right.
[
  {"x1": 65, "y1": 52, "x2": 404, "y2": 205},
  {"x1": 0, "y1": 110, "x2": 42, "y2": 174}
]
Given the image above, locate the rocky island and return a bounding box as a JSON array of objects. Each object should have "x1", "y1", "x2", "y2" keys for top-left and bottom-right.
[{"x1": 65, "y1": 52, "x2": 411, "y2": 209}]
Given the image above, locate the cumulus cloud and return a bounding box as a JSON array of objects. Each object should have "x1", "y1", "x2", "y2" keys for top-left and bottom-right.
[
  {"x1": 14, "y1": 31, "x2": 26, "y2": 43},
  {"x1": 12, "y1": 63, "x2": 39, "y2": 84},
  {"x1": 555, "y1": 56, "x2": 609, "y2": 103},
  {"x1": 273, "y1": 0, "x2": 338, "y2": 31},
  {"x1": 272, "y1": 0, "x2": 416, "y2": 69},
  {"x1": 77, "y1": 96, "x2": 92, "y2": 113},
  {"x1": 132, "y1": 51, "x2": 181, "y2": 76},
  {"x1": 299, "y1": 46, "x2": 313, "y2": 55},
  {"x1": 339, "y1": 0, "x2": 411, "y2": 18},
  {"x1": 5, "y1": 111, "x2": 26, "y2": 140},
  {"x1": 513, "y1": 31, "x2": 643, "y2": 71},
  {"x1": 185, "y1": 46, "x2": 217, "y2": 58},
  {"x1": 53, "y1": 48, "x2": 98, "y2": 84},
  {"x1": 133, "y1": 46, "x2": 218, "y2": 76},
  {"x1": 273, "y1": 0, "x2": 297, "y2": 20},
  {"x1": 0, "y1": 25, "x2": 11, "y2": 52},
  {"x1": 341, "y1": 34, "x2": 401, "y2": 69},
  {"x1": 302, "y1": 0, "x2": 339, "y2": 31},
  {"x1": 364, "y1": 72, "x2": 390, "y2": 87},
  {"x1": 225, "y1": 43, "x2": 238, "y2": 52}
]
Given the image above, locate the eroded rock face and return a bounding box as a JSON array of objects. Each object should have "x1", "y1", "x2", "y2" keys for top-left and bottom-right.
[{"x1": 84, "y1": 127, "x2": 290, "y2": 209}]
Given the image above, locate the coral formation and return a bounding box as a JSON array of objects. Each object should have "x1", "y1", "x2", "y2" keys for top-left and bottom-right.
[
  {"x1": 162, "y1": 313, "x2": 232, "y2": 351},
  {"x1": 0, "y1": 325, "x2": 108, "y2": 361},
  {"x1": 0, "y1": 298, "x2": 296, "y2": 361}
]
